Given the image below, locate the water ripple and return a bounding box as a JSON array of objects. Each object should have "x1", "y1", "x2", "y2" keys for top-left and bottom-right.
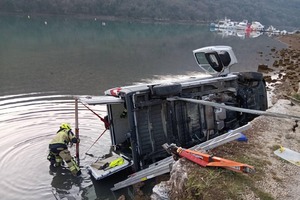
[{"x1": 0, "y1": 92, "x2": 111, "y2": 200}]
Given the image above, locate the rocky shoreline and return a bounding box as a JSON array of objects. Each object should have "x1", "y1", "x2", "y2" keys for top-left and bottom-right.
[{"x1": 260, "y1": 33, "x2": 300, "y2": 103}]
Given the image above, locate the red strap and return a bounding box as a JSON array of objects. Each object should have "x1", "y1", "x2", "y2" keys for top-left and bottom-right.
[{"x1": 81, "y1": 102, "x2": 110, "y2": 128}]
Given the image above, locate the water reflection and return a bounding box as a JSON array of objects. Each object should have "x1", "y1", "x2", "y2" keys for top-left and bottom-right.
[
  {"x1": 209, "y1": 26, "x2": 292, "y2": 40},
  {"x1": 210, "y1": 27, "x2": 264, "y2": 39},
  {"x1": 0, "y1": 14, "x2": 286, "y2": 96},
  {"x1": 50, "y1": 167, "x2": 83, "y2": 199},
  {"x1": 0, "y1": 92, "x2": 113, "y2": 200}
]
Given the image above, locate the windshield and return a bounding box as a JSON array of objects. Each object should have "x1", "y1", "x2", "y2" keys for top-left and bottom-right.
[{"x1": 194, "y1": 52, "x2": 218, "y2": 74}]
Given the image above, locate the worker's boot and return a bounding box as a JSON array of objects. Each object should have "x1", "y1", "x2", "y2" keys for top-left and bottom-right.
[
  {"x1": 59, "y1": 149, "x2": 81, "y2": 176},
  {"x1": 47, "y1": 152, "x2": 56, "y2": 166},
  {"x1": 54, "y1": 155, "x2": 64, "y2": 167},
  {"x1": 68, "y1": 158, "x2": 81, "y2": 176}
]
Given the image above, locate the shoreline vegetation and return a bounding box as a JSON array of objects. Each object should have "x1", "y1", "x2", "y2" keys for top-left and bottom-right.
[
  {"x1": 0, "y1": 0, "x2": 300, "y2": 29},
  {"x1": 0, "y1": 11, "x2": 209, "y2": 25}
]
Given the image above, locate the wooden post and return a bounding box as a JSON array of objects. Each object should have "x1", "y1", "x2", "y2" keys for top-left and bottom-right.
[{"x1": 75, "y1": 97, "x2": 80, "y2": 165}]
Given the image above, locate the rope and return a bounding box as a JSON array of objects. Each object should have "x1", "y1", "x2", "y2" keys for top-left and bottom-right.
[
  {"x1": 79, "y1": 101, "x2": 110, "y2": 154},
  {"x1": 51, "y1": 188, "x2": 59, "y2": 200},
  {"x1": 85, "y1": 129, "x2": 108, "y2": 154},
  {"x1": 80, "y1": 102, "x2": 110, "y2": 128}
]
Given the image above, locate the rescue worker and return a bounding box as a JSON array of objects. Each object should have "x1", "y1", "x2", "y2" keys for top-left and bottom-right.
[{"x1": 47, "y1": 123, "x2": 81, "y2": 176}]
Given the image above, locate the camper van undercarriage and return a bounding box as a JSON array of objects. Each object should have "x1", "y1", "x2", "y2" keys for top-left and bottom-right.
[{"x1": 79, "y1": 46, "x2": 268, "y2": 181}]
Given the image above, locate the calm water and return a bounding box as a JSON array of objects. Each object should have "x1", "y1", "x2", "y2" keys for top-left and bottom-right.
[{"x1": 0, "y1": 14, "x2": 285, "y2": 200}]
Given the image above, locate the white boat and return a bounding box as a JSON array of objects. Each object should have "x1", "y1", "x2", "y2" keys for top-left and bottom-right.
[
  {"x1": 250, "y1": 21, "x2": 264, "y2": 31},
  {"x1": 212, "y1": 17, "x2": 237, "y2": 29},
  {"x1": 211, "y1": 18, "x2": 264, "y2": 32},
  {"x1": 265, "y1": 25, "x2": 279, "y2": 32},
  {"x1": 236, "y1": 20, "x2": 249, "y2": 30},
  {"x1": 265, "y1": 25, "x2": 281, "y2": 37},
  {"x1": 210, "y1": 27, "x2": 263, "y2": 39}
]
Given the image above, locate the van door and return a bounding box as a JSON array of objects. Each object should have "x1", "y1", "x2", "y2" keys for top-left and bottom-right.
[
  {"x1": 79, "y1": 96, "x2": 133, "y2": 180},
  {"x1": 79, "y1": 95, "x2": 128, "y2": 145}
]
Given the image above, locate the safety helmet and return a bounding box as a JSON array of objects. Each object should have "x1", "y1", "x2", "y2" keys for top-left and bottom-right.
[{"x1": 60, "y1": 123, "x2": 71, "y2": 130}]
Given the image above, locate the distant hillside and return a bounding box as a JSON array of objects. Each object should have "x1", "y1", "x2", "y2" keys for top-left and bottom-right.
[{"x1": 0, "y1": 0, "x2": 299, "y2": 29}]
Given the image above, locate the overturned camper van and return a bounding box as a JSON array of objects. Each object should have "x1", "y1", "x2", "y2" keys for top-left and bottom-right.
[{"x1": 76, "y1": 46, "x2": 268, "y2": 182}]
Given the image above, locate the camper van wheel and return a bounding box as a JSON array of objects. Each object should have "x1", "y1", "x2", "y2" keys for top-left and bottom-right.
[
  {"x1": 237, "y1": 72, "x2": 268, "y2": 124},
  {"x1": 152, "y1": 82, "x2": 182, "y2": 97},
  {"x1": 237, "y1": 72, "x2": 263, "y2": 82},
  {"x1": 238, "y1": 72, "x2": 268, "y2": 110}
]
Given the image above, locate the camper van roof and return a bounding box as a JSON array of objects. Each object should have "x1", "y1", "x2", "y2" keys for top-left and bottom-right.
[
  {"x1": 79, "y1": 95, "x2": 124, "y2": 105},
  {"x1": 103, "y1": 74, "x2": 237, "y2": 97}
]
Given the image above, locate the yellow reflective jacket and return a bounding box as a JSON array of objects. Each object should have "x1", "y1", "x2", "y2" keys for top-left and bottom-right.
[{"x1": 50, "y1": 129, "x2": 76, "y2": 145}]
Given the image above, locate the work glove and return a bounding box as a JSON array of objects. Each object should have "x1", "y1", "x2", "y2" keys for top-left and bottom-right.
[
  {"x1": 71, "y1": 137, "x2": 80, "y2": 144},
  {"x1": 120, "y1": 109, "x2": 127, "y2": 118}
]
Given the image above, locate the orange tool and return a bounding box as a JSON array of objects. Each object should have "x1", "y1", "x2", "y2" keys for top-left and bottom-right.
[{"x1": 163, "y1": 143, "x2": 255, "y2": 174}]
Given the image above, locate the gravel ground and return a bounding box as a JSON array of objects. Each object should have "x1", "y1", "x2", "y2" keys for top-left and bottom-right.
[
  {"x1": 245, "y1": 100, "x2": 300, "y2": 200},
  {"x1": 248, "y1": 34, "x2": 300, "y2": 199}
]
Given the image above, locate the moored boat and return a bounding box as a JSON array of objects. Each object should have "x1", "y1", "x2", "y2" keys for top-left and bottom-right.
[
  {"x1": 250, "y1": 21, "x2": 264, "y2": 31},
  {"x1": 212, "y1": 17, "x2": 237, "y2": 29},
  {"x1": 212, "y1": 18, "x2": 264, "y2": 32},
  {"x1": 235, "y1": 19, "x2": 249, "y2": 30}
]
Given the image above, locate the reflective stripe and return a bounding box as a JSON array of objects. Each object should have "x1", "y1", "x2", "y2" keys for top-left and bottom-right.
[{"x1": 50, "y1": 129, "x2": 76, "y2": 145}]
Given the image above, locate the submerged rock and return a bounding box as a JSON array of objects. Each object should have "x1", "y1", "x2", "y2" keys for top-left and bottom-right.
[{"x1": 258, "y1": 64, "x2": 274, "y2": 73}]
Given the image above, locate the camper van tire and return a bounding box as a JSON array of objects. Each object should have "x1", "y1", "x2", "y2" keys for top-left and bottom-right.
[
  {"x1": 238, "y1": 72, "x2": 268, "y2": 110},
  {"x1": 237, "y1": 71, "x2": 263, "y2": 82},
  {"x1": 237, "y1": 72, "x2": 268, "y2": 124},
  {"x1": 151, "y1": 82, "x2": 182, "y2": 97}
]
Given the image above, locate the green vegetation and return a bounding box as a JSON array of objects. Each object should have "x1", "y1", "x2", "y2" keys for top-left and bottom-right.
[
  {"x1": 183, "y1": 165, "x2": 274, "y2": 200},
  {"x1": 270, "y1": 144, "x2": 281, "y2": 152},
  {"x1": 292, "y1": 93, "x2": 300, "y2": 101},
  {"x1": 0, "y1": 0, "x2": 299, "y2": 28}
]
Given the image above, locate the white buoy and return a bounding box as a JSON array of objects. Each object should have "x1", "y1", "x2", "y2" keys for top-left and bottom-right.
[
  {"x1": 44, "y1": 21, "x2": 47, "y2": 25},
  {"x1": 94, "y1": 18, "x2": 97, "y2": 21},
  {"x1": 27, "y1": 15, "x2": 30, "y2": 19},
  {"x1": 102, "y1": 22, "x2": 106, "y2": 26}
]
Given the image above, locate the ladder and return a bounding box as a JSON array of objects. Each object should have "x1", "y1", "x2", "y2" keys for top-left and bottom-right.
[{"x1": 110, "y1": 123, "x2": 251, "y2": 191}]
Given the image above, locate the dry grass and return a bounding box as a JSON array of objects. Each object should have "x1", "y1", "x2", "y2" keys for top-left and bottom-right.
[{"x1": 172, "y1": 137, "x2": 275, "y2": 200}]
